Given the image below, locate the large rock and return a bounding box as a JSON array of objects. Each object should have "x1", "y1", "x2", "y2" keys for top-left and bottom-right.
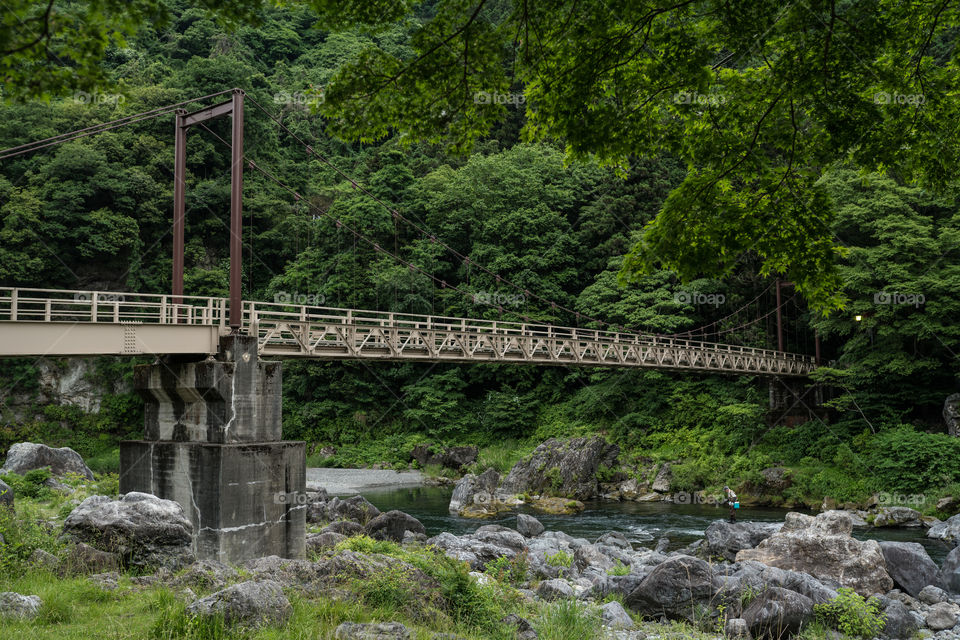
[
  {"x1": 66, "y1": 541, "x2": 120, "y2": 574},
  {"x1": 410, "y1": 444, "x2": 477, "y2": 471},
  {"x1": 726, "y1": 561, "x2": 838, "y2": 605},
  {"x1": 600, "y1": 600, "x2": 634, "y2": 629},
  {"x1": 499, "y1": 437, "x2": 620, "y2": 501},
  {"x1": 878, "y1": 541, "x2": 940, "y2": 598},
  {"x1": 944, "y1": 392, "x2": 960, "y2": 437},
  {"x1": 0, "y1": 592, "x2": 42, "y2": 619},
  {"x1": 741, "y1": 586, "x2": 813, "y2": 640},
  {"x1": 651, "y1": 463, "x2": 672, "y2": 493},
  {"x1": 925, "y1": 602, "x2": 959, "y2": 631},
  {"x1": 448, "y1": 468, "x2": 505, "y2": 518},
  {"x1": 186, "y1": 580, "x2": 290, "y2": 627},
  {"x1": 516, "y1": 513, "x2": 544, "y2": 538},
  {"x1": 757, "y1": 467, "x2": 792, "y2": 494},
  {"x1": 735, "y1": 511, "x2": 893, "y2": 596},
  {"x1": 62, "y1": 492, "x2": 194, "y2": 570},
  {"x1": 705, "y1": 520, "x2": 783, "y2": 561},
  {"x1": 1, "y1": 442, "x2": 93, "y2": 480},
  {"x1": 537, "y1": 578, "x2": 574, "y2": 600},
  {"x1": 364, "y1": 510, "x2": 425, "y2": 543},
  {"x1": 625, "y1": 555, "x2": 719, "y2": 622},
  {"x1": 335, "y1": 622, "x2": 410, "y2": 639},
  {"x1": 325, "y1": 495, "x2": 381, "y2": 525},
  {"x1": 0, "y1": 478, "x2": 12, "y2": 508},
  {"x1": 927, "y1": 514, "x2": 960, "y2": 546},
  {"x1": 878, "y1": 598, "x2": 918, "y2": 640},
  {"x1": 873, "y1": 507, "x2": 922, "y2": 527},
  {"x1": 940, "y1": 545, "x2": 960, "y2": 594}
]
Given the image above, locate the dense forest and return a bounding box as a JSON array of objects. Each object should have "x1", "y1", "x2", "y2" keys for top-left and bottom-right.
[{"x1": 2, "y1": 1, "x2": 960, "y2": 507}]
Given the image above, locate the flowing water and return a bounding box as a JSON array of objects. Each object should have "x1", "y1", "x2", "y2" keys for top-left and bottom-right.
[{"x1": 354, "y1": 484, "x2": 953, "y2": 563}]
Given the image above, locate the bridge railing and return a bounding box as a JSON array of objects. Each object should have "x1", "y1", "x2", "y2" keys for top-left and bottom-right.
[
  {"x1": 243, "y1": 299, "x2": 815, "y2": 365},
  {"x1": 0, "y1": 288, "x2": 229, "y2": 326},
  {"x1": 0, "y1": 287, "x2": 815, "y2": 368}
]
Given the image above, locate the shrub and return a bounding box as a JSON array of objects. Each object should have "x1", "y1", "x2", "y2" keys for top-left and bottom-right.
[
  {"x1": 1, "y1": 468, "x2": 53, "y2": 499},
  {"x1": 815, "y1": 588, "x2": 886, "y2": 639},
  {"x1": 606, "y1": 560, "x2": 629, "y2": 576},
  {"x1": 545, "y1": 550, "x2": 573, "y2": 569}
]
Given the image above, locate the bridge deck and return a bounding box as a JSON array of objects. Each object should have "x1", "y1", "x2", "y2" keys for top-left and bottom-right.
[{"x1": 0, "y1": 288, "x2": 815, "y2": 376}]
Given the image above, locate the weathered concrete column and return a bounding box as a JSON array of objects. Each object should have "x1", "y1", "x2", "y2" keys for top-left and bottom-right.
[{"x1": 119, "y1": 335, "x2": 305, "y2": 563}]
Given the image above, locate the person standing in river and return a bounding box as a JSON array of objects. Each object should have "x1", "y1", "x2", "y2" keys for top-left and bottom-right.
[{"x1": 723, "y1": 485, "x2": 738, "y2": 523}]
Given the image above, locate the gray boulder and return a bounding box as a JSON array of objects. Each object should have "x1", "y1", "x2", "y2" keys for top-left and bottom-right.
[
  {"x1": 448, "y1": 468, "x2": 503, "y2": 517},
  {"x1": 873, "y1": 507, "x2": 922, "y2": 527},
  {"x1": 705, "y1": 520, "x2": 783, "y2": 561},
  {"x1": 499, "y1": 437, "x2": 620, "y2": 501},
  {"x1": 29, "y1": 548, "x2": 59, "y2": 572},
  {"x1": 600, "y1": 600, "x2": 634, "y2": 629},
  {"x1": 736, "y1": 511, "x2": 892, "y2": 596},
  {"x1": 410, "y1": 444, "x2": 478, "y2": 471},
  {"x1": 596, "y1": 531, "x2": 632, "y2": 550},
  {"x1": 625, "y1": 555, "x2": 719, "y2": 621},
  {"x1": 724, "y1": 617, "x2": 751, "y2": 638},
  {"x1": 335, "y1": 622, "x2": 410, "y2": 639},
  {"x1": 537, "y1": 578, "x2": 574, "y2": 600},
  {"x1": 879, "y1": 598, "x2": 918, "y2": 640},
  {"x1": 1, "y1": 442, "x2": 94, "y2": 480},
  {"x1": 728, "y1": 561, "x2": 838, "y2": 605},
  {"x1": 187, "y1": 580, "x2": 290, "y2": 627},
  {"x1": 171, "y1": 560, "x2": 239, "y2": 591},
  {"x1": 66, "y1": 541, "x2": 120, "y2": 574},
  {"x1": 364, "y1": 510, "x2": 425, "y2": 543},
  {"x1": 325, "y1": 495, "x2": 380, "y2": 524},
  {"x1": 918, "y1": 584, "x2": 949, "y2": 605},
  {"x1": 742, "y1": 586, "x2": 813, "y2": 640},
  {"x1": 927, "y1": 514, "x2": 960, "y2": 546},
  {"x1": 924, "y1": 602, "x2": 959, "y2": 631},
  {"x1": 945, "y1": 392, "x2": 960, "y2": 436},
  {"x1": 0, "y1": 592, "x2": 42, "y2": 619},
  {"x1": 939, "y1": 545, "x2": 960, "y2": 594},
  {"x1": 878, "y1": 541, "x2": 940, "y2": 597},
  {"x1": 472, "y1": 525, "x2": 527, "y2": 553},
  {"x1": 651, "y1": 463, "x2": 672, "y2": 493},
  {"x1": 306, "y1": 532, "x2": 346, "y2": 553},
  {"x1": 517, "y1": 513, "x2": 544, "y2": 538},
  {"x1": 502, "y1": 614, "x2": 537, "y2": 640},
  {"x1": 426, "y1": 531, "x2": 517, "y2": 570},
  {"x1": 0, "y1": 478, "x2": 12, "y2": 508},
  {"x1": 62, "y1": 492, "x2": 194, "y2": 570}
]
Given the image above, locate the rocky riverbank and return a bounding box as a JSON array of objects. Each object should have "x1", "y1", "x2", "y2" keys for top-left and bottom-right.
[{"x1": 4, "y1": 440, "x2": 960, "y2": 639}]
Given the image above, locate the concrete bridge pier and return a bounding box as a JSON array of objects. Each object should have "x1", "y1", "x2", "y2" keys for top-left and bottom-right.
[{"x1": 119, "y1": 335, "x2": 306, "y2": 563}]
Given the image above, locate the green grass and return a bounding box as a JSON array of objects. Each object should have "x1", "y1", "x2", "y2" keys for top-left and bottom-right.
[{"x1": 533, "y1": 599, "x2": 602, "y2": 640}]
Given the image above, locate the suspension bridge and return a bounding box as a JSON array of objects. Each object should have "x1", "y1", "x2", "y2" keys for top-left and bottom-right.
[{"x1": 0, "y1": 287, "x2": 814, "y2": 376}]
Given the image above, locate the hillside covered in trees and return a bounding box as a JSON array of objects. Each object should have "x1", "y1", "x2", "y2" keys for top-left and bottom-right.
[{"x1": 1, "y1": 1, "x2": 960, "y2": 506}]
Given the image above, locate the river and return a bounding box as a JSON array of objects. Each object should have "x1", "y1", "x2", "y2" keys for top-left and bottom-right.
[{"x1": 352, "y1": 484, "x2": 953, "y2": 563}]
